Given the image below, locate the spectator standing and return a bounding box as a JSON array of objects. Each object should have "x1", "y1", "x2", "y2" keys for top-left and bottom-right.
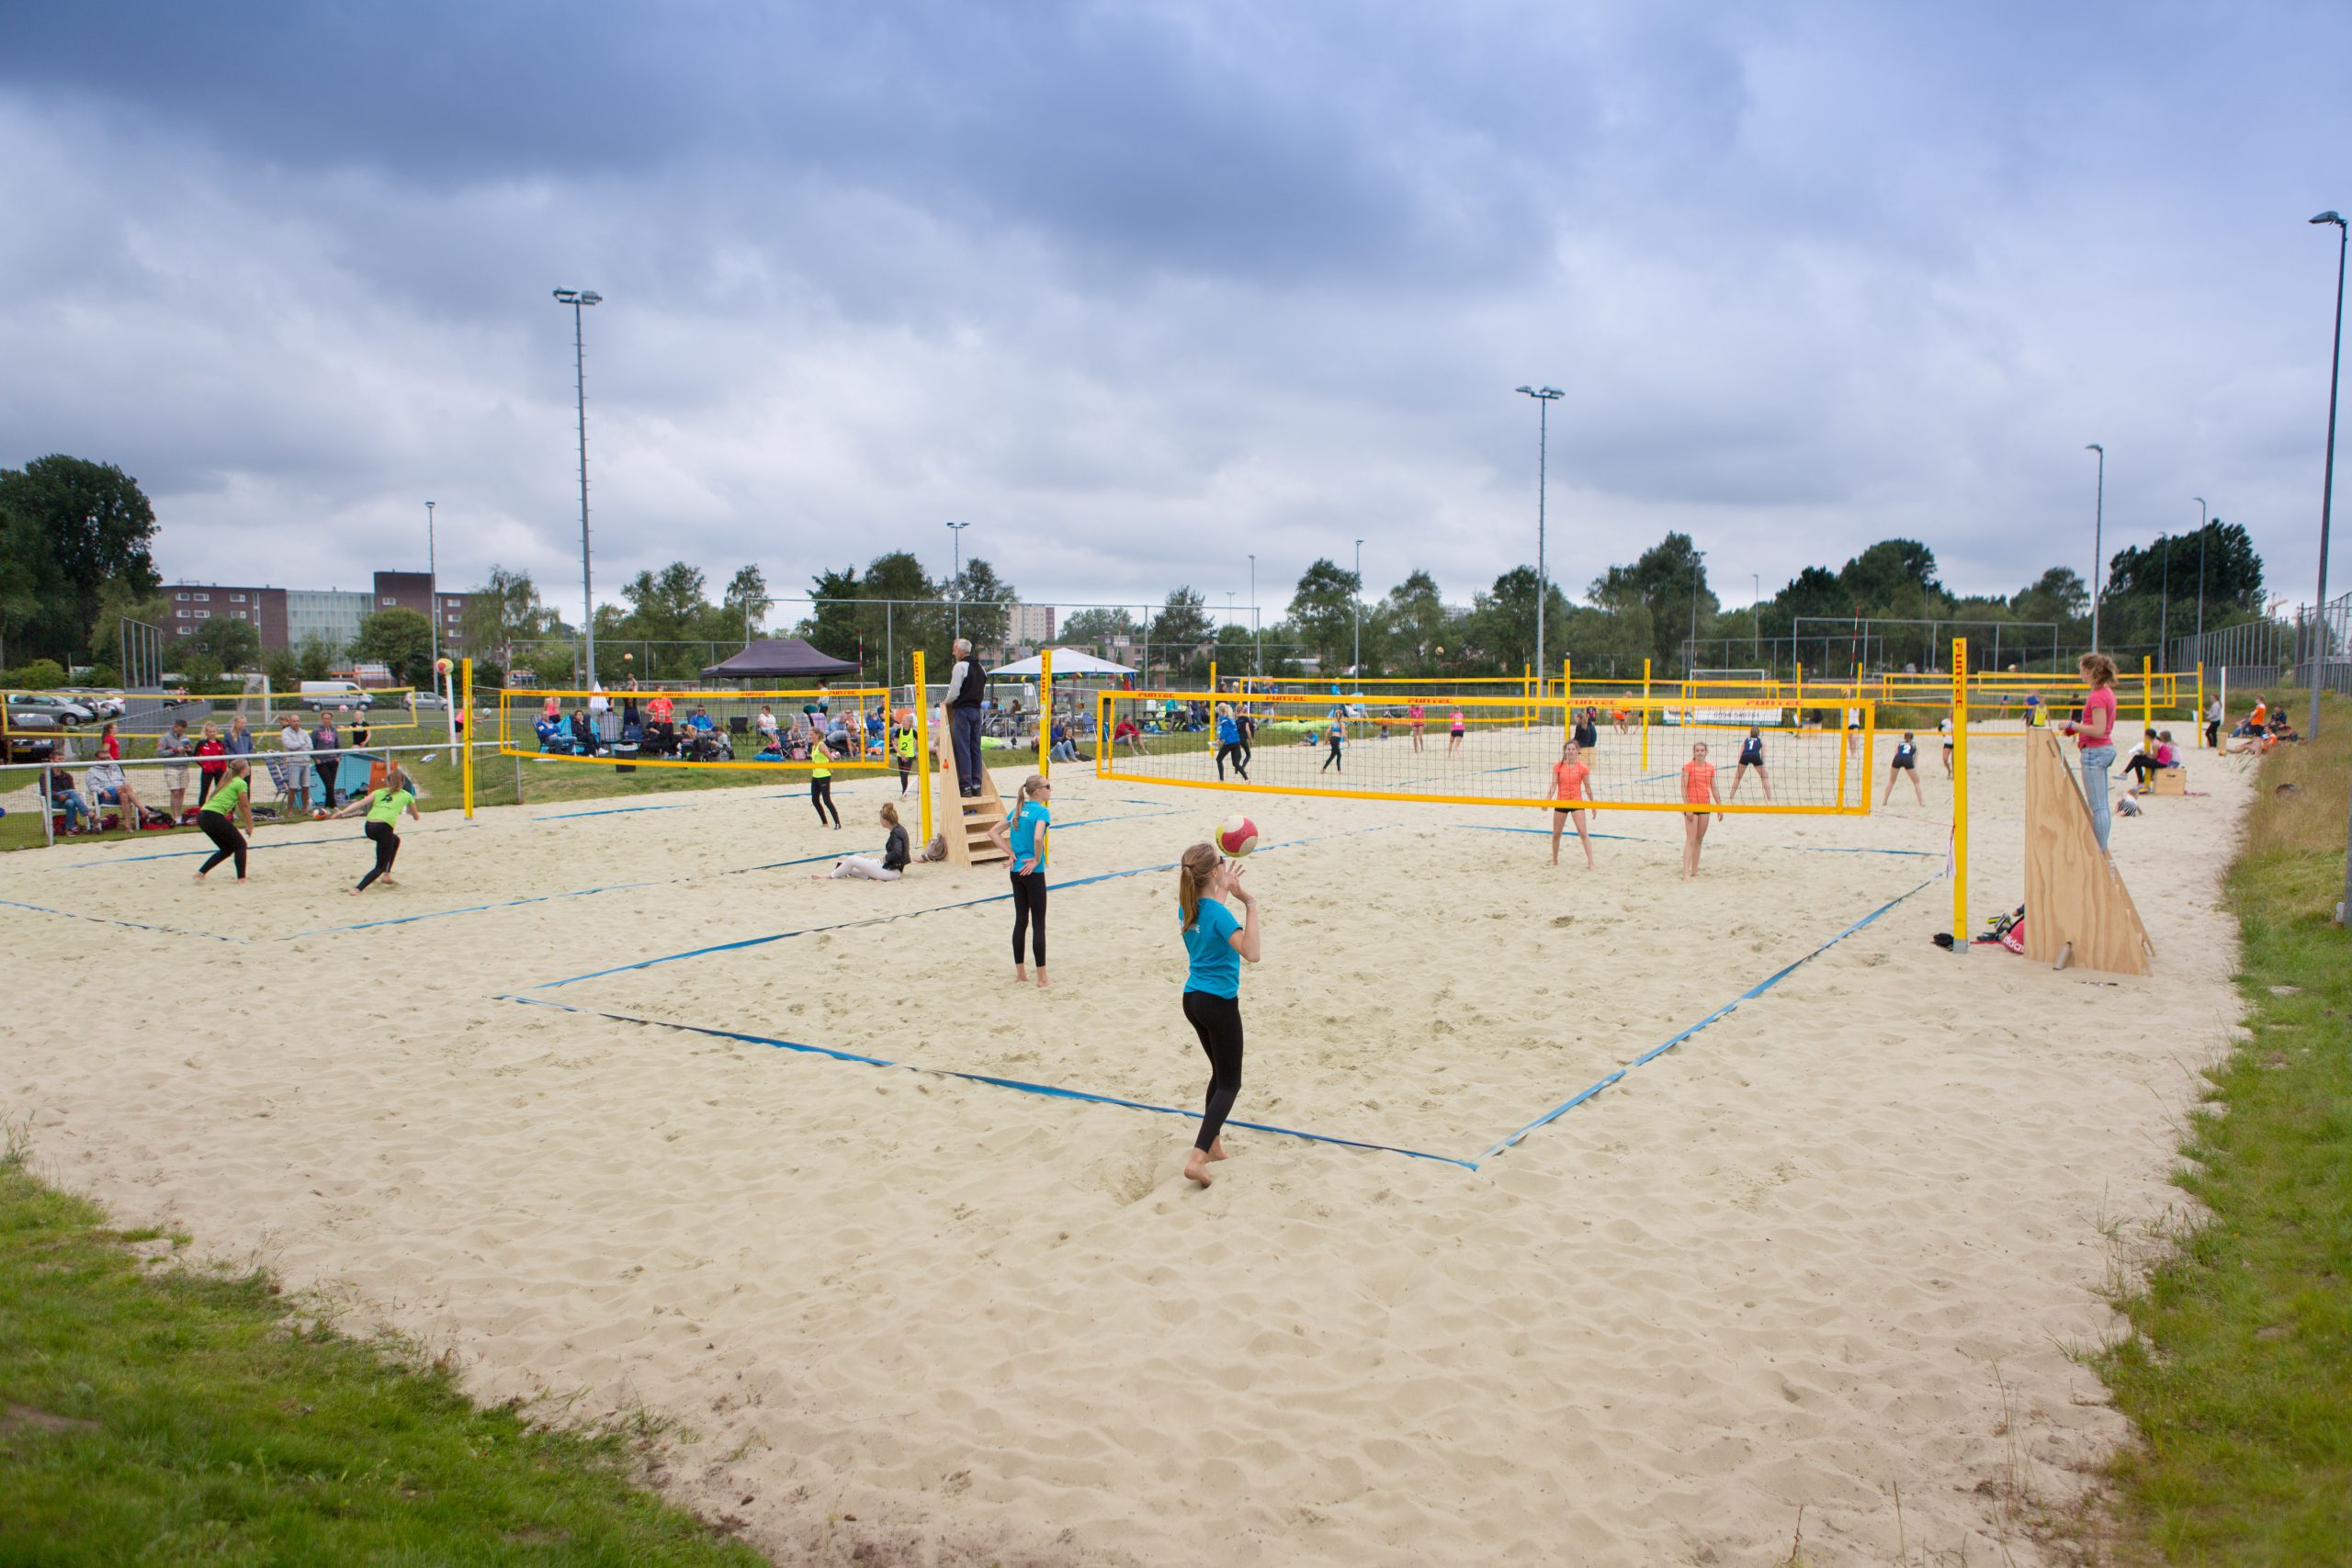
[
  {"x1": 946, "y1": 637, "x2": 987, "y2": 795},
  {"x1": 276, "y1": 712, "x2": 314, "y2": 815},
  {"x1": 157, "y1": 717, "x2": 196, "y2": 820},
  {"x1": 311, "y1": 711, "x2": 341, "y2": 809},
  {"x1": 2056, "y1": 652, "x2": 2120, "y2": 852},
  {"x1": 194, "y1": 722, "x2": 228, "y2": 806}
]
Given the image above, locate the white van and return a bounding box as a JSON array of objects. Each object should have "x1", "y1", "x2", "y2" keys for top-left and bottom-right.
[{"x1": 299, "y1": 680, "x2": 373, "y2": 710}]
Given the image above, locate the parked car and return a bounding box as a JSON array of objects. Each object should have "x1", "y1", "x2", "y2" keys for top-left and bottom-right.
[
  {"x1": 6, "y1": 694, "x2": 96, "y2": 727},
  {"x1": 2, "y1": 701, "x2": 61, "y2": 762},
  {"x1": 299, "y1": 680, "x2": 374, "y2": 711},
  {"x1": 56, "y1": 688, "x2": 127, "y2": 718}
]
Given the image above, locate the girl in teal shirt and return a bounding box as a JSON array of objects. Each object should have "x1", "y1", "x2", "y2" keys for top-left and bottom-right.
[
  {"x1": 1175, "y1": 840, "x2": 1261, "y2": 1187},
  {"x1": 989, "y1": 775, "x2": 1051, "y2": 987}
]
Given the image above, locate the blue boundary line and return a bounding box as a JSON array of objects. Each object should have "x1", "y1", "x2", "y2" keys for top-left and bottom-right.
[
  {"x1": 0, "y1": 897, "x2": 246, "y2": 943},
  {"x1": 502, "y1": 994, "x2": 1477, "y2": 1170},
  {"x1": 531, "y1": 826, "x2": 1392, "y2": 990},
  {"x1": 1478, "y1": 873, "x2": 1939, "y2": 1160},
  {"x1": 1452, "y1": 824, "x2": 1938, "y2": 858},
  {"x1": 536, "y1": 802, "x2": 693, "y2": 820}
]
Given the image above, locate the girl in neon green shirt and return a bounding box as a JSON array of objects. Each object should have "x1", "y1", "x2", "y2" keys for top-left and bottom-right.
[
  {"x1": 194, "y1": 760, "x2": 255, "y2": 882},
  {"x1": 334, "y1": 766, "x2": 421, "y2": 894}
]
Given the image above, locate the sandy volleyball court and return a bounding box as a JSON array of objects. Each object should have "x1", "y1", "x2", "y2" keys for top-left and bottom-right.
[{"x1": 2, "y1": 731, "x2": 2249, "y2": 1564}]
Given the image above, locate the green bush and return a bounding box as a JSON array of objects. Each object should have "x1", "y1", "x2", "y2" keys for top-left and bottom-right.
[{"x1": 3, "y1": 659, "x2": 68, "y2": 689}]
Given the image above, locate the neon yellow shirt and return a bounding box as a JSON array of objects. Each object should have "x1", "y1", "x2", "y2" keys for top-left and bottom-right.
[{"x1": 365, "y1": 788, "x2": 415, "y2": 825}]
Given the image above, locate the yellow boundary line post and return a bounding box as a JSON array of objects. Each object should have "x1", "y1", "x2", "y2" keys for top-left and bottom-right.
[
  {"x1": 1951, "y1": 637, "x2": 1968, "y2": 943},
  {"x1": 913, "y1": 650, "x2": 933, "y2": 850},
  {"x1": 1640, "y1": 658, "x2": 1651, "y2": 771},
  {"x1": 461, "y1": 659, "x2": 475, "y2": 818}
]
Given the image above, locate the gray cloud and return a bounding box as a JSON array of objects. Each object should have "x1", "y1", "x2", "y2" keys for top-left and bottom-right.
[{"x1": 2, "y1": 0, "x2": 2346, "y2": 626}]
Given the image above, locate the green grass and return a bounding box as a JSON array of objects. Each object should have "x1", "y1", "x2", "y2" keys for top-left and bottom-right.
[
  {"x1": 0, "y1": 1130, "x2": 766, "y2": 1566},
  {"x1": 2094, "y1": 693, "x2": 2352, "y2": 1562}
]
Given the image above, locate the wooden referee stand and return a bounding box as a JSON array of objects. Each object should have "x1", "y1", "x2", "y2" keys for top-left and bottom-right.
[
  {"x1": 2022, "y1": 729, "x2": 2153, "y2": 976},
  {"x1": 915, "y1": 648, "x2": 1010, "y2": 870}
]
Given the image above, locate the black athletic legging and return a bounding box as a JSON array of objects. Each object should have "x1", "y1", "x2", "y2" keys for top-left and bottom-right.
[
  {"x1": 1009, "y1": 868, "x2": 1046, "y2": 966},
  {"x1": 810, "y1": 775, "x2": 840, "y2": 826},
  {"x1": 356, "y1": 818, "x2": 400, "y2": 890},
  {"x1": 1216, "y1": 742, "x2": 1248, "y2": 780},
  {"x1": 198, "y1": 812, "x2": 247, "y2": 878},
  {"x1": 1321, "y1": 734, "x2": 1343, "y2": 772},
  {"x1": 2122, "y1": 754, "x2": 2161, "y2": 785},
  {"x1": 1182, "y1": 990, "x2": 1245, "y2": 1153}
]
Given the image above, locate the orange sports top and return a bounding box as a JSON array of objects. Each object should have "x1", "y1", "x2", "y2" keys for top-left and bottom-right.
[
  {"x1": 1682, "y1": 761, "x2": 1715, "y2": 804},
  {"x1": 1551, "y1": 760, "x2": 1589, "y2": 803}
]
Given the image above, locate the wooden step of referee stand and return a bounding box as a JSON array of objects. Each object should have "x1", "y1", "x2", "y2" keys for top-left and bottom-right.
[
  {"x1": 2023, "y1": 730, "x2": 2154, "y2": 976},
  {"x1": 933, "y1": 717, "x2": 1011, "y2": 869}
]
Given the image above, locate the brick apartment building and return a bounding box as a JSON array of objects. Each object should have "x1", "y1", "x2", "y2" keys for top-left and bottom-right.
[{"x1": 162, "y1": 571, "x2": 472, "y2": 655}]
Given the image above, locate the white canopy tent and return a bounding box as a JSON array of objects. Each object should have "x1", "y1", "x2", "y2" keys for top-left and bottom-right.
[{"x1": 990, "y1": 648, "x2": 1136, "y2": 678}]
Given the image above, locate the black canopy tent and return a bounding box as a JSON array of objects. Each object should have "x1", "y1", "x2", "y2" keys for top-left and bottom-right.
[{"x1": 699, "y1": 638, "x2": 860, "y2": 682}]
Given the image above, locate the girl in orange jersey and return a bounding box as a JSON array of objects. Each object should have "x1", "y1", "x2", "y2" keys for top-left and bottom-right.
[
  {"x1": 1547, "y1": 737, "x2": 1597, "y2": 869},
  {"x1": 1680, "y1": 740, "x2": 1722, "y2": 881}
]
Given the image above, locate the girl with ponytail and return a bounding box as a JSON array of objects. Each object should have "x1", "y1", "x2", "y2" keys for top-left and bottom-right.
[{"x1": 1175, "y1": 840, "x2": 1261, "y2": 1187}]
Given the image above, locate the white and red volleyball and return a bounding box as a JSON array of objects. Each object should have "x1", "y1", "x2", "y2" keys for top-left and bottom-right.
[{"x1": 1216, "y1": 815, "x2": 1260, "y2": 858}]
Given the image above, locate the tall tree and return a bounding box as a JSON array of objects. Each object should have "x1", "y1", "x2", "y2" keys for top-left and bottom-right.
[
  {"x1": 0, "y1": 455, "x2": 161, "y2": 666},
  {"x1": 1059, "y1": 606, "x2": 1134, "y2": 645},
  {"x1": 1467, "y1": 566, "x2": 1573, "y2": 675},
  {"x1": 620, "y1": 561, "x2": 710, "y2": 643},
  {"x1": 1589, "y1": 532, "x2": 1714, "y2": 670},
  {"x1": 801, "y1": 567, "x2": 864, "y2": 663},
  {"x1": 1381, "y1": 570, "x2": 1450, "y2": 674},
  {"x1": 1286, "y1": 558, "x2": 1363, "y2": 672},
  {"x1": 721, "y1": 564, "x2": 769, "y2": 634},
  {"x1": 946, "y1": 558, "x2": 1015, "y2": 653},
  {"x1": 190, "y1": 612, "x2": 262, "y2": 673},
  {"x1": 1149, "y1": 586, "x2": 1213, "y2": 683},
  {"x1": 350, "y1": 607, "x2": 435, "y2": 688},
  {"x1": 459, "y1": 567, "x2": 560, "y2": 670},
  {"x1": 87, "y1": 579, "x2": 167, "y2": 670},
  {"x1": 859, "y1": 550, "x2": 944, "y2": 687}
]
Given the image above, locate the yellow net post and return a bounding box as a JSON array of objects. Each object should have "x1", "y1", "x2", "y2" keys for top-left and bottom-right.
[
  {"x1": 2197, "y1": 662, "x2": 2206, "y2": 747},
  {"x1": 2142, "y1": 654, "x2": 2153, "y2": 739},
  {"x1": 1563, "y1": 656, "x2": 1572, "y2": 707},
  {"x1": 1951, "y1": 637, "x2": 1969, "y2": 942},
  {"x1": 1795, "y1": 660, "x2": 1804, "y2": 715},
  {"x1": 1037, "y1": 646, "x2": 1053, "y2": 784},
  {"x1": 914, "y1": 650, "x2": 933, "y2": 850},
  {"x1": 1640, "y1": 658, "x2": 1651, "y2": 771},
  {"x1": 461, "y1": 659, "x2": 475, "y2": 819},
  {"x1": 1836, "y1": 690, "x2": 1851, "y2": 808}
]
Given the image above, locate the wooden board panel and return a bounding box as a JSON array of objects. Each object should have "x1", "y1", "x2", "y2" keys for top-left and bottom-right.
[
  {"x1": 2152, "y1": 767, "x2": 2187, "y2": 796},
  {"x1": 2023, "y1": 732, "x2": 2153, "y2": 975},
  {"x1": 933, "y1": 718, "x2": 1010, "y2": 868}
]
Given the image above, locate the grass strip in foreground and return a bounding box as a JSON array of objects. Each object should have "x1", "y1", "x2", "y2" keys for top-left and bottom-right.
[
  {"x1": 0, "y1": 1151, "x2": 763, "y2": 1565},
  {"x1": 2097, "y1": 695, "x2": 2352, "y2": 1561}
]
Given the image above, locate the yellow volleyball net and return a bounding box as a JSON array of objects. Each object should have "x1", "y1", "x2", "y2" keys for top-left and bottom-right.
[
  {"x1": 493, "y1": 685, "x2": 906, "y2": 773},
  {"x1": 1093, "y1": 687, "x2": 1876, "y2": 815}
]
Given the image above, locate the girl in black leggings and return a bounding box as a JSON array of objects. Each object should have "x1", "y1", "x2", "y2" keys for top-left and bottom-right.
[
  {"x1": 1174, "y1": 840, "x2": 1262, "y2": 1187},
  {"x1": 809, "y1": 740, "x2": 841, "y2": 827},
  {"x1": 194, "y1": 760, "x2": 255, "y2": 882},
  {"x1": 989, "y1": 775, "x2": 1052, "y2": 987},
  {"x1": 335, "y1": 765, "x2": 422, "y2": 894}
]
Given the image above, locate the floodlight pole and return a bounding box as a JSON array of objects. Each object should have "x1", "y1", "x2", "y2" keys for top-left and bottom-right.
[
  {"x1": 1352, "y1": 538, "x2": 1363, "y2": 678},
  {"x1": 2307, "y1": 210, "x2": 2346, "y2": 747},
  {"x1": 1516, "y1": 385, "x2": 1563, "y2": 682},
  {"x1": 424, "y1": 501, "x2": 440, "y2": 678},
  {"x1": 2086, "y1": 443, "x2": 2106, "y2": 652},
  {"x1": 2194, "y1": 496, "x2": 2208, "y2": 647},
  {"x1": 552, "y1": 288, "x2": 602, "y2": 685},
  {"x1": 945, "y1": 521, "x2": 970, "y2": 643},
  {"x1": 1249, "y1": 553, "x2": 1260, "y2": 676}
]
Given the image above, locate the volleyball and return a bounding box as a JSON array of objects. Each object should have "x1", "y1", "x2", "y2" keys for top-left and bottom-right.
[
  {"x1": 435, "y1": 657, "x2": 453, "y2": 676},
  {"x1": 1216, "y1": 815, "x2": 1260, "y2": 858}
]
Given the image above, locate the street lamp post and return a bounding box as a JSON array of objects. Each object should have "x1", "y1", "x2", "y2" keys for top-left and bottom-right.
[
  {"x1": 1688, "y1": 549, "x2": 1703, "y2": 675},
  {"x1": 2194, "y1": 496, "x2": 2209, "y2": 647},
  {"x1": 1516, "y1": 386, "x2": 1564, "y2": 683},
  {"x1": 551, "y1": 288, "x2": 602, "y2": 685},
  {"x1": 1752, "y1": 572, "x2": 1761, "y2": 667},
  {"x1": 1352, "y1": 538, "x2": 1363, "y2": 679},
  {"x1": 1249, "y1": 553, "x2": 1259, "y2": 676},
  {"x1": 2086, "y1": 444, "x2": 2106, "y2": 651},
  {"x1": 944, "y1": 521, "x2": 970, "y2": 643},
  {"x1": 2159, "y1": 532, "x2": 2170, "y2": 667},
  {"x1": 424, "y1": 501, "x2": 440, "y2": 680},
  {"x1": 2308, "y1": 210, "x2": 2346, "y2": 746}
]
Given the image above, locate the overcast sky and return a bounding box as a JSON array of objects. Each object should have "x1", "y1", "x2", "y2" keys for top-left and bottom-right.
[{"x1": 4, "y1": 1, "x2": 2346, "y2": 626}]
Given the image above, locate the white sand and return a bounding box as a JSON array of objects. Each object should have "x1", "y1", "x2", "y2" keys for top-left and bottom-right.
[{"x1": 1, "y1": 732, "x2": 2249, "y2": 1564}]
